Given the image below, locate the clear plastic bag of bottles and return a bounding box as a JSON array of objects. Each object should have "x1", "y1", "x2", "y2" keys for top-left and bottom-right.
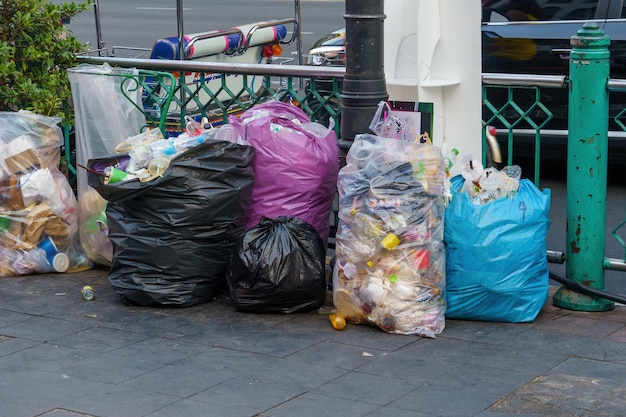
[{"x1": 333, "y1": 133, "x2": 447, "y2": 337}]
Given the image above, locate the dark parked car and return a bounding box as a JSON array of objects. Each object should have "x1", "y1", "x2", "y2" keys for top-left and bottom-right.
[{"x1": 307, "y1": 0, "x2": 626, "y2": 162}]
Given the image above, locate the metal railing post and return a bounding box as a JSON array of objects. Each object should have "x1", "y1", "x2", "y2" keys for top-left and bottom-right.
[{"x1": 553, "y1": 23, "x2": 614, "y2": 312}]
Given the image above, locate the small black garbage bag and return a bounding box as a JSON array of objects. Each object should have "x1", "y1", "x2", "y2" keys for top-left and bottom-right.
[
  {"x1": 88, "y1": 140, "x2": 255, "y2": 307},
  {"x1": 227, "y1": 216, "x2": 326, "y2": 313}
]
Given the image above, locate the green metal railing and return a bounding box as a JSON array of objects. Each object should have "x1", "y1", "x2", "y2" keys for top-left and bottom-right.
[
  {"x1": 481, "y1": 73, "x2": 567, "y2": 185},
  {"x1": 75, "y1": 56, "x2": 344, "y2": 137}
]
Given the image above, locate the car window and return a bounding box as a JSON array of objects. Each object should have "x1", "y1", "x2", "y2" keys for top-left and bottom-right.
[{"x1": 483, "y1": 0, "x2": 601, "y2": 22}]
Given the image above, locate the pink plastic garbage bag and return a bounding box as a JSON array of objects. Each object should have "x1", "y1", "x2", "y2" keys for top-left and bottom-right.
[{"x1": 229, "y1": 100, "x2": 339, "y2": 248}]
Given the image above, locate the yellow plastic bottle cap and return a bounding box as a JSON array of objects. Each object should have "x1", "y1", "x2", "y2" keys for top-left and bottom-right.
[{"x1": 381, "y1": 233, "x2": 401, "y2": 250}]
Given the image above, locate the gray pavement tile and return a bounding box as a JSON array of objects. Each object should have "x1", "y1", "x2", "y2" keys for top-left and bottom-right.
[
  {"x1": 0, "y1": 334, "x2": 40, "y2": 357},
  {"x1": 64, "y1": 384, "x2": 180, "y2": 417},
  {"x1": 488, "y1": 373, "x2": 626, "y2": 417},
  {"x1": 577, "y1": 338, "x2": 626, "y2": 365},
  {"x1": 144, "y1": 398, "x2": 256, "y2": 417},
  {"x1": 0, "y1": 343, "x2": 82, "y2": 373},
  {"x1": 569, "y1": 306, "x2": 626, "y2": 325},
  {"x1": 0, "y1": 365, "x2": 109, "y2": 417},
  {"x1": 56, "y1": 348, "x2": 166, "y2": 384},
  {"x1": 189, "y1": 358, "x2": 348, "y2": 410},
  {"x1": 0, "y1": 309, "x2": 34, "y2": 327},
  {"x1": 37, "y1": 409, "x2": 97, "y2": 417},
  {"x1": 389, "y1": 383, "x2": 500, "y2": 417},
  {"x1": 0, "y1": 342, "x2": 164, "y2": 383},
  {"x1": 474, "y1": 412, "x2": 538, "y2": 417},
  {"x1": 214, "y1": 325, "x2": 331, "y2": 357},
  {"x1": 0, "y1": 316, "x2": 92, "y2": 342},
  {"x1": 440, "y1": 319, "x2": 533, "y2": 345},
  {"x1": 532, "y1": 312, "x2": 625, "y2": 338},
  {"x1": 119, "y1": 362, "x2": 232, "y2": 398},
  {"x1": 546, "y1": 357, "x2": 626, "y2": 384},
  {"x1": 108, "y1": 336, "x2": 209, "y2": 365},
  {"x1": 323, "y1": 322, "x2": 421, "y2": 352},
  {"x1": 502, "y1": 328, "x2": 599, "y2": 355},
  {"x1": 607, "y1": 325, "x2": 626, "y2": 342},
  {"x1": 287, "y1": 340, "x2": 386, "y2": 371},
  {"x1": 430, "y1": 363, "x2": 535, "y2": 398},
  {"x1": 364, "y1": 406, "x2": 436, "y2": 417},
  {"x1": 203, "y1": 306, "x2": 296, "y2": 331},
  {"x1": 48, "y1": 298, "x2": 200, "y2": 335},
  {"x1": 397, "y1": 337, "x2": 568, "y2": 375},
  {"x1": 0, "y1": 285, "x2": 88, "y2": 317},
  {"x1": 119, "y1": 348, "x2": 274, "y2": 397},
  {"x1": 257, "y1": 391, "x2": 380, "y2": 417},
  {"x1": 51, "y1": 325, "x2": 150, "y2": 352},
  {"x1": 314, "y1": 371, "x2": 420, "y2": 406},
  {"x1": 353, "y1": 348, "x2": 457, "y2": 384},
  {"x1": 159, "y1": 321, "x2": 246, "y2": 347}
]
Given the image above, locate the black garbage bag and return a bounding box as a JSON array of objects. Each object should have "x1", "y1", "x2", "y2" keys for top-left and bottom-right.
[
  {"x1": 227, "y1": 216, "x2": 326, "y2": 313},
  {"x1": 88, "y1": 140, "x2": 255, "y2": 307}
]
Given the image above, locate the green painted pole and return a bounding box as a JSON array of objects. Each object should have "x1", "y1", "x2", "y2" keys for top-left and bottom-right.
[{"x1": 553, "y1": 23, "x2": 614, "y2": 312}]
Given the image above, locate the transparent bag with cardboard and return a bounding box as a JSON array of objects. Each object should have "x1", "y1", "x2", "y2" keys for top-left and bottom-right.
[{"x1": 0, "y1": 111, "x2": 88, "y2": 275}]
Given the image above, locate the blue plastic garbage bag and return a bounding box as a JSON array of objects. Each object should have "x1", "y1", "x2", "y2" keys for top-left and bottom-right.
[{"x1": 444, "y1": 175, "x2": 551, "y2": 322}]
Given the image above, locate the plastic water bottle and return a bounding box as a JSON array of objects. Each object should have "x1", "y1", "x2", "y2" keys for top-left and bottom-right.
[
  {"x1": 149, "y1": 138, "x2": 177, "y2": 159},
  {"x1": 461, "y1": 158, "x2": 484, "y2": 199},
  {"x1": 174, "y1": 132, "x2": 206, "y2": 154},
  {"x1": 185, "y1": 115, "x2": 204, "y2": 136},
  {"x1": 478, "y1": 167, "x2": 505, "y2": 203},
  {"x1": 444, "y1": 147, "x2": 459, "y2": 178}
]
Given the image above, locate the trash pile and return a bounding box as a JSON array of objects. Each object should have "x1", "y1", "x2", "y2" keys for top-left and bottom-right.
[
  {"x1": 87, "y1": 121, "x2": 255, "y2": 307},
  {"x1": 228, "y1": 100, "x2": 339, "y2": 249},
  {"x1": 332, "y1": 133, "x2": 447, "y2": 337},
  {"x1": 458, "y1": 158, "x2": 522, "y2": 204},
  {"x1": 91, "y1": 116, "x2": 245, "y2": 185},
  {"x1": 0, "y1": 111, "x2": 87, "y2": 275},
  {"x1": 80, "y1": 98, "x2": 337, "y2": 307},
  {"x1": 445, "y1": 169, "x2": 551, "y2": 322}
]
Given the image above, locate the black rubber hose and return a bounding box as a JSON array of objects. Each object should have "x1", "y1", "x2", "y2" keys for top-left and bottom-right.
[{"x1": 549, "y1": 270, "x2": 626, "y2": 305}]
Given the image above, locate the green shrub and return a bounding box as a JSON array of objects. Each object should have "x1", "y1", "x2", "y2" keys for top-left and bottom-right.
[{"x1": 0, "y1": 0, "x2": 91, "y2": 120}]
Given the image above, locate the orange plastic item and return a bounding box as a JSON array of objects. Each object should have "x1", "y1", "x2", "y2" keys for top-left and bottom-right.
[{"x1": 329, "y1": 313, "x2": 346, "y2": 330}]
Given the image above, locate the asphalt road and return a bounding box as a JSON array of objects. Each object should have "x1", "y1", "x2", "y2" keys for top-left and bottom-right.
[{"x1": 55, "y1": 0, "x2": 345, "y2": 62}]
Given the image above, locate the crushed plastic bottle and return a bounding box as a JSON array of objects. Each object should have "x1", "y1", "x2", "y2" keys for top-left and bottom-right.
[{"x1": 329, "y1": 313, "x2": 346, "y2": 330}]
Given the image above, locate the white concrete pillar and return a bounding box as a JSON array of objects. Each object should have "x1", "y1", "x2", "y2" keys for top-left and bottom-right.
[{"x1": 384, "y1": 0, "x2": 482, "y2": 167}]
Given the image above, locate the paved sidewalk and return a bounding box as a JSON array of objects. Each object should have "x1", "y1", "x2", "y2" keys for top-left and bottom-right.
[{"x1": 1, "y1": 267, "x2": 626, "y2": 417}]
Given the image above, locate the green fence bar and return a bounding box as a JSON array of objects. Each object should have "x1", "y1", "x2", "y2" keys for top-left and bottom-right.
[{"x1": 553, "y1": 23, "x2": 614, "y2": 312}]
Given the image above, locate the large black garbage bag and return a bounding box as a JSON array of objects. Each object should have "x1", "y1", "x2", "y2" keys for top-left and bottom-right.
[
  {"x1": 88, "y1": 140, "x2": 256, "y2": 306},
  {"x1": 227, "y1": 216, "x2": 326, "y2": 313}
]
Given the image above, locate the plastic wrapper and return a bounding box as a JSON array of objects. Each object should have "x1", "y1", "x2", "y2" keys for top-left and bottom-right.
[
  {"x1": 0, "y1": 111, "x2": 89, "y2": 275},
  {"x1": 333, "y1": 133, "x2": 447, "y2": 337},
  {"x1": 445, "y1": 174, "x2": 551, "y2": 322},
  {"x1": 88, "y1": 140, "x2": 255, "y2": 307},
  {"x1": 229, "y1": 100, "x2": 339, "y2": 248},
  {"x1": 227, "y1": 216, "x2": 326, "y2": 313},
  {"x1": 68, "y1": 63, "x2": 146, "y2": 266}
]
